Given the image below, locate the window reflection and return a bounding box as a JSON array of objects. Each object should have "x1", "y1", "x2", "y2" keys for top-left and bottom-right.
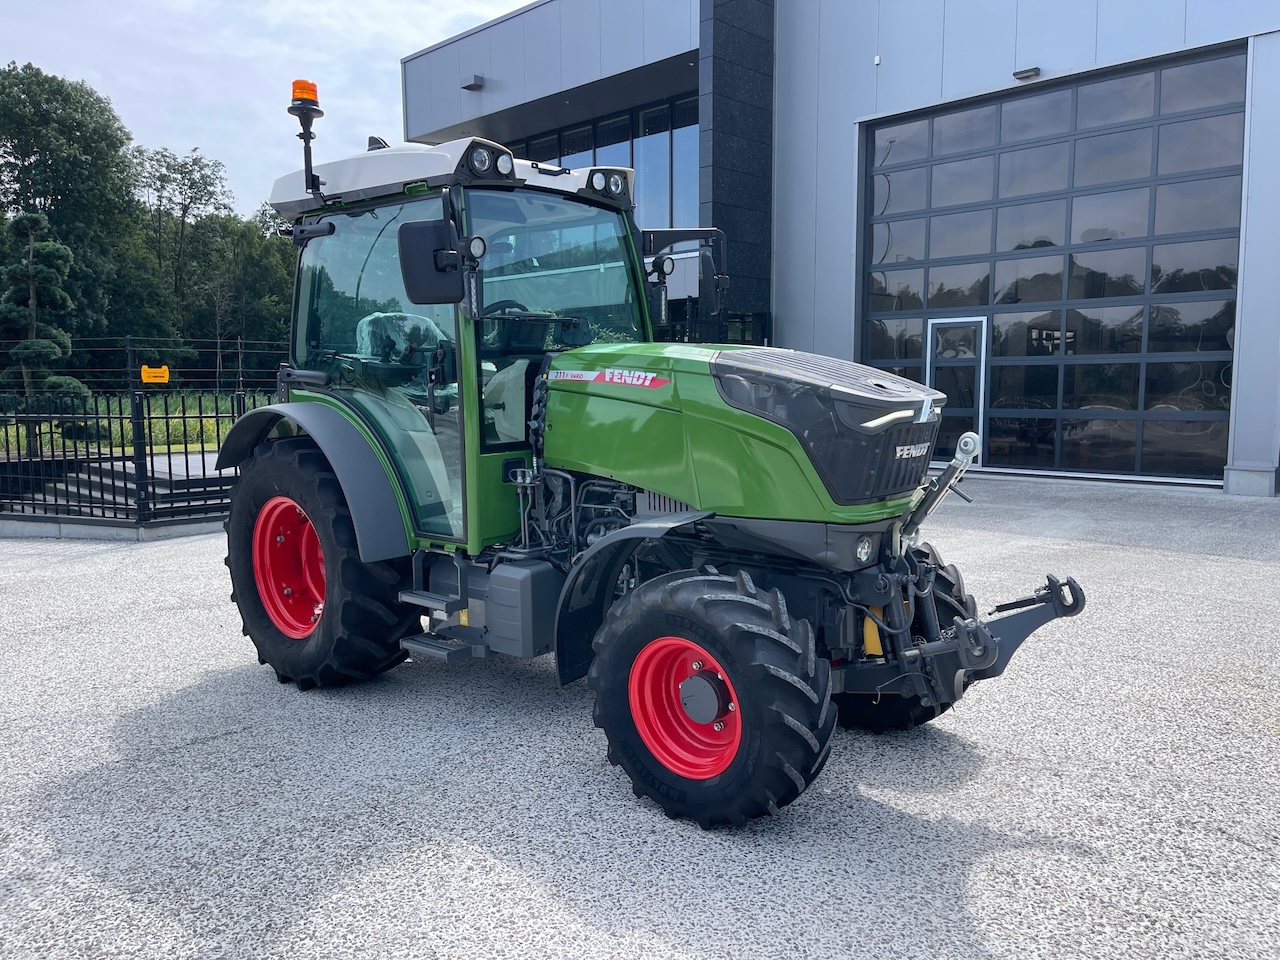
[
  {"x1": 994, "y1": 255, "x2": 1064, "y2": 304},
  {"x1": 987, "y1": 417, "x2": 1057, "y2": 467},
  {"x1": 990, "y1": 365, "x2": 1060, "y2": 408},
  {"x1": 999, "y1": 142, "x2": 1069, "y2": 197},
  {"x1": 997, "y1": 199, "x2": 1066, "y2": 251},
  {"x1": 634, "y1": 105, "x2": 671, "y2": 229},
  {"x1": 1154, "y1": 176, "x2": 1242, "y2": 235},
  {"x1": 1160, "y1": 55, "x2": 1246, "y2": 114},
  {"x1": 927, "y1": 262, "x2": 990, "y2": 307},
  {"x1": 1063, "y1": 363, "x2": 1140, "y2": 409},
  {"x1": 1159, "y1": 114, "x2": 1244, "y2": 175},
  {"x1": 872, "y1": 219, "x2": 926, "y2": 264},
  {"x1": 930, "y1": 209, "x2": 992, "y2": 258},
  {"x1": 560, "y1": 124, "x2": 594, "y2": 170},
  {"x1": 1074, "y1": 128, "x2": 1152, "y2": 187},
  {"x1": 866, "y1": 317, "x2": 923, "y2": 359},
  {"x1": 932, "y1": 156, "x2": 995, "y2": 207},
  {"x1": 992, "y1": 309, "x2": 1062, "y2": 357},
  {"x1": 1071, "y1": 188, "x2": 1149, "y2": 243},
  {"x1": 1061, "y1": 417, "x2": 1137, "y2": 472},
  {"x1": 1147, "y1": 299, "x2": 1234, "y2": 352},
  {"x1": 867, "y1": 269, "x2": 925, "y2": 311},
  {"x1": 595, "y1": 114, "x2": 632, "y2": 166},
  {"x1": 1066, "y1": 305, "x2": 1144, "y2": 354},
  {"x1": 1152, "y1": 239, "x2": 1238, "y2": 293},
  {"x1": 1077, "y1": 72, "x2": 1154, "y2": 128},
  {"x1": 873, "y1": 167, "x2": 928, "y2": 215},
  {"x1": 1145, "y1": 360, "x2": 1232, "y2": 411},
  {"x1": 1001, "y1": 89, "x2": 1072, "y2": 142},
  {"x1": 1068, "y1": 247, "x2": 1147, "y2": 298},
  {"x1": 874, "y1": 119, "x2": 929, "y2": 165},
  {"x1": 1142, "y1": 420, "x2": 1228, "y2": 477},
  {"x1": 934, "y1": 105, "x2": 998, "y2": 155}
]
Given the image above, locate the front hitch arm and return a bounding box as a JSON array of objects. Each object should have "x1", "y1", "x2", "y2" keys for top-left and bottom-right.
[{"x1": 969, "y1": 575, "x2": 1086, "y2": 681}]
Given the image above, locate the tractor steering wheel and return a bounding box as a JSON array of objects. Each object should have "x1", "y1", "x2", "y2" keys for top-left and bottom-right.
[{"x1": 480, "y1": 300, "x2": 529, "y2": 315}]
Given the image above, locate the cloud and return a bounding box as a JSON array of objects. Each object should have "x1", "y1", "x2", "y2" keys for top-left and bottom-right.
[{"x1": 3, "y1": 0, "x2": 525, "y2": 214}]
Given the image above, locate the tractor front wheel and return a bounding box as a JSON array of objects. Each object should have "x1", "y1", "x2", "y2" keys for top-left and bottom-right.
[
  {"x1": 588, "y1": 570, "x2": 836, "y2": 827},
  {"x1": 835, "y1": 541, "x2": 978, "y2": 732},
  {"x1": 225, "y1": 438, "x2": 419, "y2": 689}
]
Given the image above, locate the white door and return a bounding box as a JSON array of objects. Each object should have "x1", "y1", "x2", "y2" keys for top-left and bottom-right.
[{"x1": 924, "y1": 316, "x2": 988, "y2": 464}]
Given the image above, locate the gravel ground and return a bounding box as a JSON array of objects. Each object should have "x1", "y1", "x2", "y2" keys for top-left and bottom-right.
[{"x1": 1, "y1": 475, "x2": 1278, "y2": 960}]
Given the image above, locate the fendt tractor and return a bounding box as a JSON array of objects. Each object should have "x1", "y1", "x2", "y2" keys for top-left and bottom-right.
[{"x1": 218, "y1": 82, "x2": 1085, "y2": 827}]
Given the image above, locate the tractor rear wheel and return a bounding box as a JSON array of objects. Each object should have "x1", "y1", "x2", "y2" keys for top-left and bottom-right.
[
  {"x1": 225, "y1": 438, "x2": 419, "y2": 689},
  {"x1": 588, "y1": 569, "x2": 836, "y2": 828},
  {"x1": 835, "y1": 542, "x2": 978, "y2": 733}
]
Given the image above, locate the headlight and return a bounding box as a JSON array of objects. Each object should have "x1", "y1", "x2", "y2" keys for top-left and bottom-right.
[
  {"x1": 469, "y1": 146, "x2": 493, "y2": 175},
  {"x1": 856, "y1": 536, "x2": 874, "y2": 563},
  {"x1": 590, "y1": 171, "x2": 607, "y2": 191},
  {"x1": 495, "y1": 153, "x2": 513, "y2": 176},
  {"x1": 607, "y1": 172, "x2": 625, "y2": 196}
]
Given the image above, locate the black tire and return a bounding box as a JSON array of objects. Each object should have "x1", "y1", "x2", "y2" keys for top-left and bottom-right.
[
  {"x1": 834, "y1": 541, "x2": 978, "y2": 733},
  {"x1": 588, "y1": 569, "x2": 836, "y2": 828},
  {"x1": 225, "y1": 438, "x2": 419, "y2": 690}
]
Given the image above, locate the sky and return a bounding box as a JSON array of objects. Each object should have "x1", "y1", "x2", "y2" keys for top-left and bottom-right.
[{"x1": 3, "y1": 0, "x2": 529, "y2": 215}]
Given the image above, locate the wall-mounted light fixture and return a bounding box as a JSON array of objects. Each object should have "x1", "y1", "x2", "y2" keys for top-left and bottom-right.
[
  {"x1": 1012, "y1": 67, "x2": 1041, "y2": 81},
  {"x1": 461, "y1": 74, "x2": 485, "y2": 91}
]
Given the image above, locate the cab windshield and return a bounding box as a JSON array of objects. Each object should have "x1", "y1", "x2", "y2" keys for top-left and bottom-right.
[{"x1": 464, "y1": 188, "x2": 645, "y2": 343}]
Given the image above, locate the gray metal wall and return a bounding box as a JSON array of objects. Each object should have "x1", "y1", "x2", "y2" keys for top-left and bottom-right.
[
  {"x1": 773, "y1": 0, "x2": 1280, "y2": 493},
  {"x1": 402, "y1": 0, "x2": 699, "y2": 143}
]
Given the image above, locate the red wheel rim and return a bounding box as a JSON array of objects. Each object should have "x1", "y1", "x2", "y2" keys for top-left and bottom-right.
[
  {"x1": 628, "y1": 636, "x2": 742, "y2": 780},
  {"x1": 252, "y1": 496, "x2": 325, "y2": 639}
]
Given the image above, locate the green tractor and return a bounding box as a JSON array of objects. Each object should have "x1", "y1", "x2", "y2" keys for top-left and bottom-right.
[{"x1": 218, "y1": 83, "x2": 1084, "y2": 827}]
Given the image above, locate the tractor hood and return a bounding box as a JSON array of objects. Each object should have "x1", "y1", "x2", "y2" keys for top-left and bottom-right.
[{"x1": 541, "y1": 343, "x2": 946, "y2": 523}]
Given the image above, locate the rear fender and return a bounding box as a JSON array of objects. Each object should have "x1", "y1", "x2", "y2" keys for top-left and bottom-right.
[
  {"x1": 216, "y1": 403, "x2": 411, "y2": 562},
  {"x1": 554, "y1": 510, "x2": 712, "y2": 685}
]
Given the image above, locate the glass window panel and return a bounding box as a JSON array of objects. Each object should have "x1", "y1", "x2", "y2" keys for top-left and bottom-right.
[
  {"x1": 1141, "y1": 419, "x2": 1228, "y2": 478},
  {"x1": 932, "y1": 323, "x2": 980, "y2": 357},
  {"x1": 673, "y1": 96, "x2": 698, "y2": 129},
  {"x1": 871, "y1": 364, "x2": 924, "y2": 383},
  {"x1": 867, "y1": 268, "x2": 924, "y2": 312},
  {"x1": 1063, "y1": 363, "x2": 1140, "y2": 410},
  {"x1": 873, "y1": 167, "x2": 928, "y2": 215},
  {"x1": 1068, "y1": 247, "x2": 1147, "y2": 299},
  {"x1": 866, "y1": 317, "x2": 923, "y2": 359},
  {"x1": 935, "y1": 416, "x2": 975, "y2": 458},
  {"x1": 1061, "y1": 417, "x2": 1137, "y2": 472},
  {"x1": 927, "y1": 262, "x2": 991, "y2": 307},
  {"x1": 934, "y1": 105, "x2": 999, "y2": 155},
  {"x1": 987, "y1": 417, "x2": 1057, "y2": 468},
  {"x1": 933, "y1": 366, "x2": 977, "y2": 408},
  {"x1": 528, "y1": 133, "x2": 559, "y2": 163},
  {"x1": 1071, "y1": 187, "x2": 1149, "y2": 243},
  {"x1": 932, "y1": 155, "x2": 995, "y2": 207},
  {"x1": 997, "y1": 199, "x2": 1066, "y2": 251},
  {"x1": 993, "y1": 309, "x2": 1062, "y2": 357},
  {"x1": 1147, "y1": 299, "x2": 1235, "y2": 352},
  {"x1": 1160, "y1": 55, "x2": 1247, "y2": 114},
  {"x1": 1145, "y1": 360, "x2": 1232, "y2": 412},
  {"x1": 1158, "y1": 114, "x2": 1245, "y2": 175},
  {"x1": 990, "y1": 365, "x2": 1060, "y2": 409},
  {"x1": 1077, "y1": 72, "x2": 1155, "y2": 129},
  {"x1": 929, "y1": 209, "x2": 992, "y2": 258},
  {"x1": 1152, "y1": 239, "x2": 1239, "y2": 293},
  {"x1": 871, "y1": 218, "x2": 926, "y2": 265},
  {"x1": 874, "y1": 119, "x2": 929, "y2": 166},
  {"x1": 672, "y1": 122, "x2": 698, "y2": 228},
  {"x1": 560, "y1": 124, "x2": 594, "y2": 169},
  {"x1": 595, "y1": 114, "x2": 631, "y2": 166},
  {"x1": 995, "y1": 255, "x2": 1064, "y2": 304},
  {"x1": 1074, "y1": 128, "x2": 1153, "y2": 187},
  {"x1": 1154, "y1": 176, "x2": 1242, "y2": 235},
  {"x1": 1001, "y1": 89, "x2": 1072, "y2": 142},
  {"x1": 634, "y1": 105, "x2": 671, "y2": 229},
  {"x1": 1065, "y1": 305, "x2": 1144, "y2": 354},
  {"x1": 999, "y1": 142, "x2": 1069, "y2": 197}
]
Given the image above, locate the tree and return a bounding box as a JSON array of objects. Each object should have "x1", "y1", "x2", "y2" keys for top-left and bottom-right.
[
  {"x1": 0, "y1": 62, "x2": 136, "y2": 338},
  {"x1": 0, "y1": 212, "x2": 86, "y2": 397}
]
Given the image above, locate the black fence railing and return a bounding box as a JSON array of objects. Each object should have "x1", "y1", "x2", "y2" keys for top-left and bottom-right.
[{"x1": 1, "y1": 389, "x2": 276, "y2": 525}]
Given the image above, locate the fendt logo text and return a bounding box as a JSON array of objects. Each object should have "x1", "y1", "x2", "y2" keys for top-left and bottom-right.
[
  {"x1": 895, "y1": 443, "x2": 931, "y2": 460},
  {"x1": 604, "y1": 368, "x2": 660, "y2": 386}
]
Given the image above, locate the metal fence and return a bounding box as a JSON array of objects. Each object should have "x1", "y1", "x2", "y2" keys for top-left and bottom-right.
[{"x1": 0, "y1": 336, "x2": 286, "y2": 527}]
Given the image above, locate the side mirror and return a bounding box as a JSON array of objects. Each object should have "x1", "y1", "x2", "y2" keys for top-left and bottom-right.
[
  {"x1": 398, "y1": 219, "x2": 466, "y2": 305},
  {"x1": 699, "y1": 248, "x2": 723, "y2": 318}
]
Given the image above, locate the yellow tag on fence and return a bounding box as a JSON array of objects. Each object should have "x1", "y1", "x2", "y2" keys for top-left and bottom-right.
[{"x1": 140, "y1": 365, "x2": 170, "y2": 384}]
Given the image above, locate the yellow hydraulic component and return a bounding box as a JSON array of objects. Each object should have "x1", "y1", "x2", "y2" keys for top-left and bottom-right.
[{"x1": 863, "y1": 606, "x2": 884, "y2": 656}]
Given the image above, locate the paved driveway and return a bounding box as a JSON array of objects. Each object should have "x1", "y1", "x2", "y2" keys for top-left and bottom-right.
[{"x1": 1, "y1": 477, "x2": 1277, "y2": 959}]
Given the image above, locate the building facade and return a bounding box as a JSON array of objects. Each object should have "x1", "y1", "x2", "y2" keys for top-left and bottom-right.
[{"x1": 402, "y1": 0, "x2": 1280, "y2": 495}]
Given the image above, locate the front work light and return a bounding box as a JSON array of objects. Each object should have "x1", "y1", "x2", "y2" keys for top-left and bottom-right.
[
  {"x1": 469, "y1": 146, "x2": 494, "y2": 174},
  {"x1": 607, "y1": 172, "x2": 625, "y2": 196},
  {"x1": 591, "y1": 171, "x2": 607, "y2": 191}
]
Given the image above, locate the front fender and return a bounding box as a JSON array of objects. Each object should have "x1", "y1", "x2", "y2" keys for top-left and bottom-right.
[
  {"x1": 217, "y1": 402, "x2": 411, "y2": 563},
  {"x1": 554, "y1": 510, "x2": 712, "y2": 685}
]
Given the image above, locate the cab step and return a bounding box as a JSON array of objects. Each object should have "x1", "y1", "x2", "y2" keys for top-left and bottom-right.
[
  {"x1": 400, "y1": 633, "x2": 488, "y2": 663},
  {"x1": 398, "y1": 589, "x2": 467, "y2": 614}
]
